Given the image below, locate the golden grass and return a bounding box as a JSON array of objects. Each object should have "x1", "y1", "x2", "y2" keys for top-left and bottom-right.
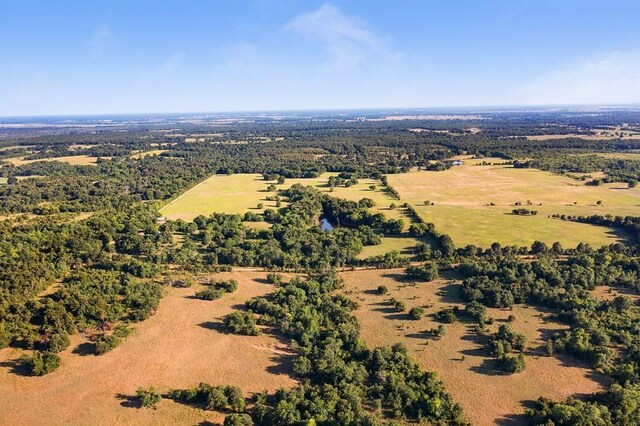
[
  {"x1": 341, "y1": 269, "x2": 608, "y2": 425},
  {"x1": 6, "y1": 155, "x2": 104, "y2": 166},
  {"x1": 130, "y1": 149, "x2": 168, "y2": 159},
  {"x1": 387, "y1": 158, "x2": 640, "y2": 247},
  {"x1": 0, "y1": 271, "x2": 296, "y2": 425},
  {"x1": 160, "y1": 173, "x2": 421, "y2": 257}
]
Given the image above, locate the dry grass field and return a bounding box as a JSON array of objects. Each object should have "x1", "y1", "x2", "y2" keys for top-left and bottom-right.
[
  {"x1": 130, "y1": 149, "x2": 168, "y2": 159},
  {"x1": 341, "y1": 269, "x2": 609, "y2": 425},
  {"x1": 160, "y1": 173, "x2": 424, "y2": 257},
  {"x1": 387, "y1": 158, "x2": 640, "y2": 247},
  {"x1": 5, "y1": 155, "x2": 103, "y2": 166},
  {"x1": 0, "y1": 271, "x2": 296, "y2": 426}
]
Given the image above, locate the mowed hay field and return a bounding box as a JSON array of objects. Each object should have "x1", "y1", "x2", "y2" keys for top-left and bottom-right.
[
  {"x1": 160, "y1": 173, "x2": 424, "y2": 258},
  {"x1": 387, "y1": 157, "x2": 640, "y2": 247},
  {"x1": 0, "y1": 271, "x2": 296, "y2": 426},
  {"x1": 5, "y1": 155, "x2": 103, "y2": 166},
  {"x1": 341, "y1": 269, "x2": 608, "y2": 425}
]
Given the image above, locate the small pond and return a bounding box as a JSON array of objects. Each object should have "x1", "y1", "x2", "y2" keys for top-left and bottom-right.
[{"x1": 320, "y1": 217, "x2": 335, "y2": 231}]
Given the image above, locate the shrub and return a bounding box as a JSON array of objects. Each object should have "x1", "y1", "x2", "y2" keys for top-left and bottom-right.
[
  {"x1": 391, "y1": 299, "x2": 406, "y2": 312},
  {"x1": 95, "y1": 325, "x2": 132, "y2": 354},
  {"x1": 266, "y1": 273, "x2": 283, "y2": 284},
  {"x1": 194, "y1": 287, "x2": 225, "y2": 300},
  {"x1": 22, "y1": 351, "x2": 61, "y2": 376},
  {"x1": 136, "y1": 387, "x2": 162, "y2": 408},
  {"x1": 405, "y1": 262, "x2": 439, "y2": 281},
  {"x1": 499, "y1": 353, "x2": 526, "y2": 373},
  {"x1": 224, "y1": 312, "x2": 260, "y2": 336},
  {"x1": 435, "y1": 307, "x2": 458, "y2": 323},
  {"x1": 224, "y1": 414, "x2": 254, "y2": 426},
  {"x1": 409, "y1": 306, "x2": 426, "y2": 320},
  {"x1": 377, "y1": 285, "x2": 388, "y2": 295},
  {"x1": 169, "y1": 383, "x2": 246, "y2": 413},
  {"x1": 46, "y1": 332, "x2": 71, "y2": 353}
]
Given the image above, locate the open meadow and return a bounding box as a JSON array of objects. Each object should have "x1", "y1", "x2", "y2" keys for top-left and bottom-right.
[
  {"x1": 160, "y1": 173, "x2": 424, "y2": 258},
  {"x1": 5, "y1": 155, "x2": 103, "y2": 166},
  {"x1": 0, "y1": 271, "x2": 296, "y2": 426},
  {"x1": 387, "y1": 157, "x2": 640, "y2": 247},
  {"x1": 341, "y1": 269, "x2": 609, "y2": 425}
]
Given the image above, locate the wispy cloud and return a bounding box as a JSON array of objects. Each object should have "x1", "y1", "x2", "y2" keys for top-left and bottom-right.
[
  {"x1": 86, "y1": 25, "x2": 115, "y2": 58},
  {"x1": 520, "y1": 51, "x2": 640, "y2": 105},
  {"x1": 285, "y1": 3, "x2": 392, "y2": 70}
]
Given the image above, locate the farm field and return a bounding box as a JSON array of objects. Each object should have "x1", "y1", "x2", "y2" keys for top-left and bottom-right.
[
  {"x1": 130, "y1": 149, "x2": 168, "y2": 159},
  {"x1": 0, "y1": 271, "x2": 296, "y2": 426},
  {"x1": 341, "y1": 269, "x2": 609, "y2": 425},
  {"x1": 387, "y1": 158, "x2": 640, "y2": 247},
  {"x1": 160, "y1": 173, "x2": 424, "y2": 257},
  {"x1": 5, "y1": 155, "x2": 103, "y2": 166}
]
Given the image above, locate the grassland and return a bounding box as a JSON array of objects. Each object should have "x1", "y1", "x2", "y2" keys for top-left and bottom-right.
[
  {"x1": 160, "y1": 173, "x2": 424, "y2": 258},
  {"x1": 0, "y1": 176, "x2": 42, "y2": 185},
  {"x1": 341, "y1": 269, "x2": 608, "y2": 425},
  {"x1": 5, "y1": 155, "x2": 103, "y2": 166},
  {"x1": 0, "y1": 271, "x2": 296, "y2": 425},
  {"x1": 130, "y1": 149, "x2": 168, "y2": 159},
  {"x1": 387, "y1": 157, "x2": 640, "y2": 247}
]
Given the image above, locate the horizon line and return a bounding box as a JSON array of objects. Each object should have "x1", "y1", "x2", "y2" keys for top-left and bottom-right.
[{"x1": 1, "y1": 102, "x2": 640, "y2": 120}]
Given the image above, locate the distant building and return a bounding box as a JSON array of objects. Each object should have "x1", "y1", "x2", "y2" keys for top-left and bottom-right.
[{"x1": 452, "y1": 160, "x2": 464, "y2": 166}]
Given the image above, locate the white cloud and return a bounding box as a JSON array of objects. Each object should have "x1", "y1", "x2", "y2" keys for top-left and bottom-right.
[
  {"x1": 86, "y1": 25, "x2": 115, "y2": 58},
  {"x1": 520, "y1": 51, "x2": 640, "y2": 105},
  {"x1": 285, "y1": 3, "x2": 392, "y2": 70}
]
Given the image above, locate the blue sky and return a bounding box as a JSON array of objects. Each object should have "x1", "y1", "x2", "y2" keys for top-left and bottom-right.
[{"x1": 1, "y1": 0, "x2": 639, "y2": 116}]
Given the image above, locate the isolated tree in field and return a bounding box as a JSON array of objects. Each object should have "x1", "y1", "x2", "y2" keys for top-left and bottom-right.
[
  {"x1": 136, "y1": 387, "x2": 162, "y2": 408},
  {"x1": 409, "y1": 306, "x2": 425, "y2": 320}
]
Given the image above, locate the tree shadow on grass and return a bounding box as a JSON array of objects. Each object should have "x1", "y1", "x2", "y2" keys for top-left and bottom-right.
[
  {"x1": 496, "y1": 410, "x2": 529, "y2": 426},
  {"x1": 198, "y1": 321, "x2": 228, "y2": 333},
  {"x1": 115, "y1": 393, "x2": 140, "y2": 409},
  {"x1": 434, "y1": 282, "x2": 464, "y2": 304},
  {"x1": 383, "y1": 312, "x2": 412, "y2": 321},
  {"x1": 0, "y1": 358, "x2": 31, "y2": 376},
  {"x1": 72, "y1": 342, "x2": 96, "y2": 356},
  {"x1": 381, "y1": 272, "x2": 408, "y2": 282},
  {"x1": 469, "y1": 357, "x2": 507, "y2": 376}
]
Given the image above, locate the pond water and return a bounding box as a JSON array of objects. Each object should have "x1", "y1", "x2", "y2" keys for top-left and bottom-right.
[{"x1": 320, "y1": 217, "x2": 335, "y2": 231}]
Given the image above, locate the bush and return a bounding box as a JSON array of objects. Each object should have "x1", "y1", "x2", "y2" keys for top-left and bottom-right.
[
  {"x1": 224, "y1": 312, "x2": 260, "y2": 336},
  {"x1": 377, "y1": 285, "x2": 388, "y2": 295},
  {"x1": 95, "y1": 334, "x2": 120, "y2": 355},
  {"x1": 46, "y1": 332, "x2": 71, "y2": 353},
  {"x1": 194, "y1": 287, "x2": 225, "y2": 300},
  {"x1": 136, "y1": 387, "x2": 162, "y2": 408},
  {"x1": 169, "y1": 383, "x2": 246, "y2": 413},
  {"x1": 22, "y1": 351, "x2": 61, "y2": 376},
  {"x1": 435, "y1": 307, "x2": 458, "y2": 323},
  {"x1": 409, "y1": 306, "x2": 426, "y2": 320},
  {"x1": 405, "y1": 261, "x2": 439, "y2": 281},
  {"x1": 499, "y1": 353, "x2": 526, "y2": 373},
  {"x1": 266, "y1": 273, "x2": 283, "y2": 284},
  {"x1": 95, "y1": 325, "x2": 132, "y2": 354},
  {"x1": 391, "y1": 299, "x2": 406, "y2": 312},
  {"x1": 224, "y1": 414, "x2": 254, "y2": 426}
]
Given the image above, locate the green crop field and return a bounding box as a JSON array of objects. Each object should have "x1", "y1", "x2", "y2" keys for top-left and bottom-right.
[{"x1": 387, "y1": 158, "x2": 640, "y2": 247}]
